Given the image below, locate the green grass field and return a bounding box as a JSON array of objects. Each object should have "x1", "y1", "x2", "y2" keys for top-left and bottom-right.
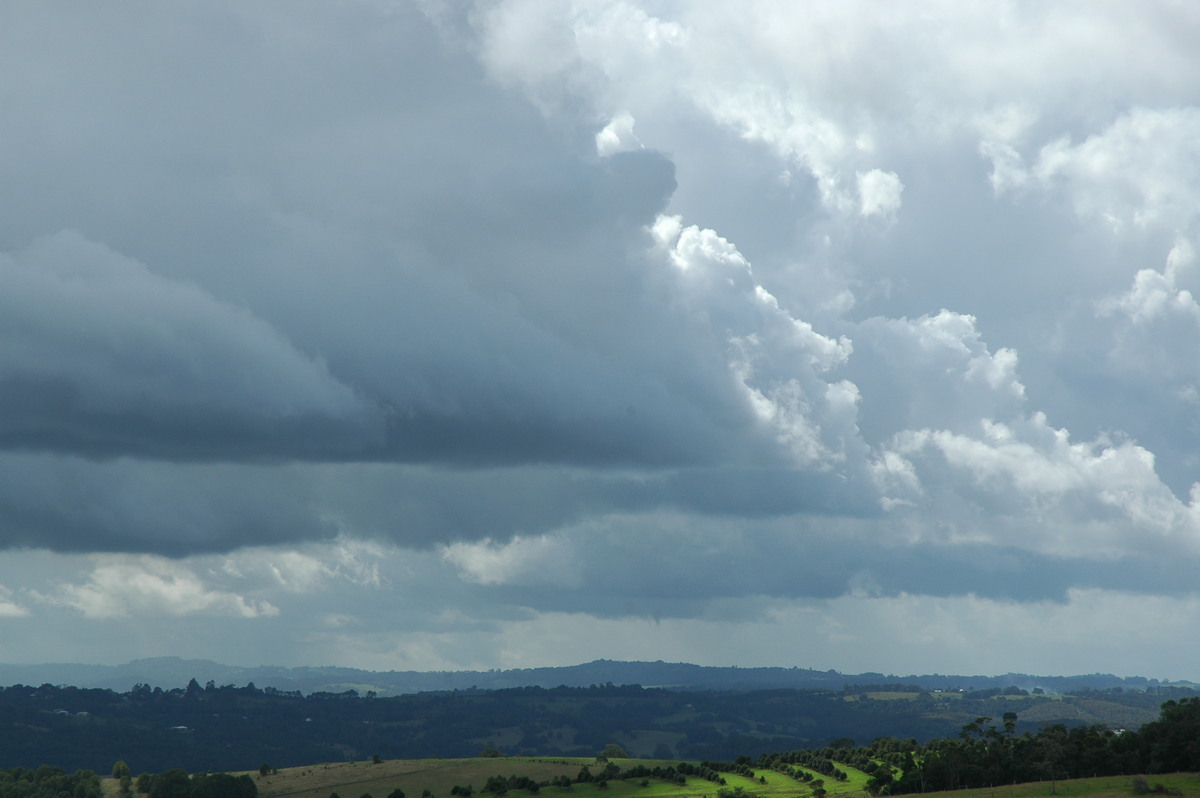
[
  {"x1": 247, "y1": 757, "x2": 862, "y2": 798},
  {"x1": 910, "y1": 773, "x2": 1199, "y2": 798},
  {"x1": 241, "y1": 756, "x2": 1198, "y2": 798}
]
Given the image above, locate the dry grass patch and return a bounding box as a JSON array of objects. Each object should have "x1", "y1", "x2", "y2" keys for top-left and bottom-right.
[{"x1": 255, "y1": 758, "x2": 597, "y2": 798}]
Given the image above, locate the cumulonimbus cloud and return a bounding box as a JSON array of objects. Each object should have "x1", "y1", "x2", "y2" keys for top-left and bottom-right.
[{"x1": 1, "y1": 0, "x2": 1200, "y2": 675}]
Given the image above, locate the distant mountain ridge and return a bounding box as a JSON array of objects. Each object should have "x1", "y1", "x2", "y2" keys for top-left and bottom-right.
[{"x1": 0, "y1": 657, "x2": 1194, "y2": 696}]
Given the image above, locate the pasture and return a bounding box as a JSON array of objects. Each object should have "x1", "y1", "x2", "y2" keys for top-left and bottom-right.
[{"x1": 247, "y1": 757, "x2": 1198, "y2": 798}]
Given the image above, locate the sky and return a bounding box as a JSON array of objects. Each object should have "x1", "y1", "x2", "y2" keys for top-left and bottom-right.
[{"x1": 2, "y1": 1, "x2": 1200, "y2": 680}]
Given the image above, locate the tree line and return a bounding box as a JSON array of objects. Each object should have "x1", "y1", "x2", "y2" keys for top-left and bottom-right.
[
  {"x1": 0, "y1": 765, "x2": 101, "y2": 798},
  {"x1": 753, "y1": 697, "x2": 1200, "y2": 794},
  {"x1": 1, "y1": 678, "x2": 1197, "y2": 781}
]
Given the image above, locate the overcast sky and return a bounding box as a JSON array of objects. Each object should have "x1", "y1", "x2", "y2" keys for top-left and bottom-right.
[{"x1": 2, "y1": 1, "x2": 1200, "y2": 679}]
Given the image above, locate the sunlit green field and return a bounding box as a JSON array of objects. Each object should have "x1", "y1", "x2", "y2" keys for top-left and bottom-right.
[
  {"x1": 914, "y1": 773, "x2": 1199, "y2": 798},
  {"x1": 247, "y1": 758, "x2": 856, "y2": 798},
  {"x1": 239, "y1": 758, "x2": 1198, "y2": 798}
]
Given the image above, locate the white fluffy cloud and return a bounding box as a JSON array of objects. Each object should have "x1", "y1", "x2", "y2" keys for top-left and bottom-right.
[
  {"x1": 989, "y1": 108, "x2": 1200, "y2": 232},
  {"x1": 596, "y1": 111, "x2": 642, "y2": 156},
  {"x1": 443, "y1": 535, "x2": 582, "y2": 588},
  {"x1": 52, "y1": 556, "x2": 279, "y2": 620},
  {"x1": 884, "y1": 413, "x2": 1200, "y2": 558},
  {"x1": 857, "y1": 169, "x2": 904, "y2": 220},
  {"x1": 0, "y1": 587, "x2": 30, "y2": 619}
]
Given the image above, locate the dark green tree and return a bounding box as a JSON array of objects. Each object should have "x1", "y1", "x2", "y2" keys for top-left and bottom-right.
[
  {"x1": 598, "y1": 744, "x2": 627, "y2": 759},
  {"x1": 1037, "y1": 725, "x2": 1068, "y2": 794},
  {"x1": 113, "y1": 762, "x2": 133, "y2": 797},
  {"x1": 192, "y1": 773, "x2": 257, "y2": 798},
  {"x1": 865, "y1": 763, "x2": 894, "y2": 796},
  {"x1": 149, "y1": 770, "x2": 192, "y2": 798},
  {"x1": 1142, "y1": 697, "x2": 1200, "y2": 772}
]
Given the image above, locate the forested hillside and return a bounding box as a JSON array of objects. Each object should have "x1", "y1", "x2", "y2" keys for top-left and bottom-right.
[
  {"x1": 0, "y1": 679, "x2": 1192, "y2": 773},
  {"x1": 1, "y1": 659, "x2": 1190, "y2": 697}
]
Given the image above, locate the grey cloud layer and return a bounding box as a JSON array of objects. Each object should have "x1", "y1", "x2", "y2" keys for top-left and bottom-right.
[
  {"x1": 0, "y1": 232, "x2": 381, "y2": 459},
  {"x1": 1, "y1": 1, "x2": 876, "y2": 545},
  {"x1": 1, "y1": 4, "x2": 788, "y2": 471},
  {"x1": 3, "y1": 0, "x2": 1200, "y2": 671}
]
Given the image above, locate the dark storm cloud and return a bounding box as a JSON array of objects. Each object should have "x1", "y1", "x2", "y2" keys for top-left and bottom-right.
[
  {"x1": 0, "y1": 454, "x2": 335, "y2": 554},
  {"x1": 0, "y1": 232, "x2": 384, "y2": 460},
  {"x1": 0, "y1": 0, "x2": 876, "y2": 555},
  {"x1": 0, "y1": 0, "x2": 787, "y2": 475}
]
